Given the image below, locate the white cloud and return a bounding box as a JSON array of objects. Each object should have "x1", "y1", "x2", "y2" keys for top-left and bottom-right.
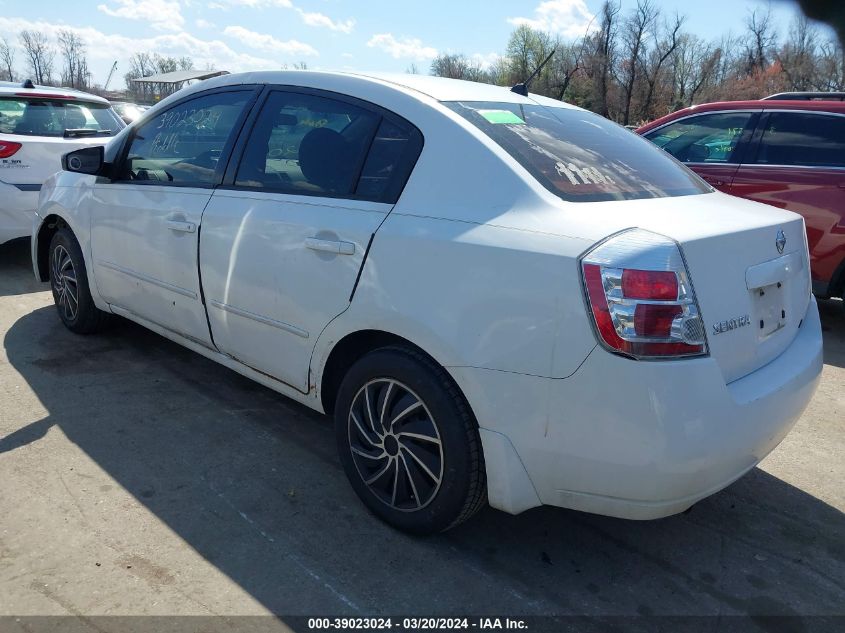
[
  {"x1": 195, "y1": 18, "x2": 216, "y2": 29},
  {"x1": 295, "y1": 9, "x2": 354, "y2": 33},
  {"x1": 210, "y1": 0, "x2": 293, "y2": 9},
  {"x1": 223, "y1": 25, "x2": 318, "y2": 57},
  {"x1": 471, "y1": 52, "x2": 501, "y2": 71},
  {"x1": 211, "y1": 0, "x2": 353, "y2": 34},
  {"x1": 97, "y1": 0, "x2": 185, "y2": 32},
  {"x1": 507, "y1": 0, "x2": 595, "y2": 39},
  {"x1": 0, "y1": 16, "x2": 277, "y2": 82},
  {"x1": 367, "y1": 33, "x2": 437, "y2": 61},
  {"x1": 341, "y1": 52, "x2": 354, "y2": 59}
]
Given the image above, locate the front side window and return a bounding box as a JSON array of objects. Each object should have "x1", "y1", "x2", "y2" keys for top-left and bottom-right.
[
  {"x1": 754, "y1": 112, "x2": 845, "y2": 167},
  {"x1": 0, "y1": 97, "x2": 123, "y2": 137},
  {"x1": 236, "y1": 91, "x2": 384, "y2": 198},
  {"x1": 447, "y1": 101, "x2": 709, "y2": 202},
  {"x1": 120, "y1": 90, "x2": 251, "y2": 185},
  {"x1": 644, "y1": 112, "x2": 755, "y2": 164}
]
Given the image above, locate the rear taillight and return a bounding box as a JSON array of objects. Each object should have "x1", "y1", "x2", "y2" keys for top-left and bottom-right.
[
  {"x1": 581, "y1": 229, "x2": 707, "y2": 359},
  {"x1": 0, "y1": 141, "x2": 21, "y2": 158}
]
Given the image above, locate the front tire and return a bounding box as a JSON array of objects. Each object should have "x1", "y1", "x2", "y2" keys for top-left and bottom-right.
[
  {"x1": 49, "y1": 228, "x2": 111, "y2": 334},
  {"x1": 334, "y1": 346, "x2": 486, "y2": 534}
]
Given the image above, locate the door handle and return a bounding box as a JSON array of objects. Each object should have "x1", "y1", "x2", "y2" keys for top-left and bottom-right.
[
  {"x1": 305, "y1": 237, "x2": 355, "y2": 255},
  {"x1": 165, "y1": 220, "x2": 196, "y2": 233},
  {"x1": 702, "y1": 175, "x2": 726, "y2": 187}
]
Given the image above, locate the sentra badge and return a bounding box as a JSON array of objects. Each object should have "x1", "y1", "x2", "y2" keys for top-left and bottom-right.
[{"x1": 712, "y1": 315, "x2": 751, "y2": 335}]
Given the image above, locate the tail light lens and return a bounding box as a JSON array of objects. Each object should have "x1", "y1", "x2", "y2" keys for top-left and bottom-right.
[
  {"x1": 0, "y1": 141, "x2": 21, "y2": 158},
  {"x1": 581, "y1": 229, "x2": 707, "y2": 359}
]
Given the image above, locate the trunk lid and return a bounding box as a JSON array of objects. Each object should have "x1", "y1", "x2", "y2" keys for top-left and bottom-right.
[
  {"x1": 677, "y1": 211, "x2": 809, "y2": 383},
  {"x1": 519, "y1": 191, "x2": 812, "y2": 384}
]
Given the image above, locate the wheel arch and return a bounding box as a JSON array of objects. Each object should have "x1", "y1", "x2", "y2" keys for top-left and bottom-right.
[
  {"x1": 318, "y1": 328, "x2": 461, "y2": 416},
  {"x1": 315, "y1": 326, "x2": 541, "y2": 518},
  {"x1": 34, "y1": 212, "x2": 71, "y2": 282}
]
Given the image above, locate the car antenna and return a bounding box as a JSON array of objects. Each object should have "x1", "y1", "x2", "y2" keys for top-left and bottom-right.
[
  {"x1": 21, "y1": 79, "x2": 34, "y2": 89},
  {"x1": 510, "y1": 49, "x2": 556, "y2": 97}
]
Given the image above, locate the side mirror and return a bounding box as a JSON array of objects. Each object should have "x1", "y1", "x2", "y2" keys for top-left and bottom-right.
[{"x1": 62, "y1": 146, "x2": 105, "y2": 176}]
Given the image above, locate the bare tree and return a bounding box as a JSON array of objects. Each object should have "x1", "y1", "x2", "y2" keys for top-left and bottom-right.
[
  {"x1": 777, "y1": 15, "x2": 818, "y2": 90},
  {"x1": 817, "y1": 38, "x2": 845, "y2": 91},
  {"x1": 744, "y1": 8, "x2": 777, "y2": 75},
  {"x1": 590, "y1": 0, "x2": 621, "y2": 118},
  {"x1": 431, "y1": 53, "x2": 467, "y2": 79},
  {"x1": 0, "y1": 37, "x2": 15, "y2": 81},
  {"x1": 58, "y1": 30, "x2": 89, "y2": 89},
  {"x1": 124, "y1": 52, "x2": 155, "y2": 100},
  {"x1": 547, "y1": 12, "x2": 598, "y2": 102},
  {"x1": 550, "y1": 39, "x2": 586, "y2": 100},
  {"x1": 155, "y1": 54, "x2": 178, "y2": 74},
  {"x1": 619, "y1": 0, "x2": 657, "y2": 124},
  {"x1": 19, "y1": 30, "x2": 54, "y2": 85},
  {"x1": 640, "y1": 12, "x2": 684, "y2": 119},
  {"x1": 424, "y1": 0, "x2": 844, "y2": 120},
  {"x1": 671, "y1": 34, "x2": 723, "y2": 108}
]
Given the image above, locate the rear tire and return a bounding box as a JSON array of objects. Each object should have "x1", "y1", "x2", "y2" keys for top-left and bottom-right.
[
  {"x1": 49, "y1": 228, "x2": 111, "y2": 334},
  {"x1": 334, "y1": 346, "x2": 486, "y2": 534}
]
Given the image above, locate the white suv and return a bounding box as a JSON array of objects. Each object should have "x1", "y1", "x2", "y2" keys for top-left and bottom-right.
[
  {"x1": 0, "y1": 81, "x2": 124, "y2": 245},
  {"x1": 34, "y1": 72, "x2": 823, "y2": 534}
]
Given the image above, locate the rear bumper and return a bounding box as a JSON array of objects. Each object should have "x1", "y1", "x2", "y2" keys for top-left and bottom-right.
[
  {"x1": 0, "y1": 182, "x2": 39, "y2": 244},
  {"x1": 454, "y1": 296, "x2": 823, "y2": 519}
]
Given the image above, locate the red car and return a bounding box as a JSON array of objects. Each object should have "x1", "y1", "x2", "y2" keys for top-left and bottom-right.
[{"x1": 638, "y1": 97, "x2": 845, "y2": 299}]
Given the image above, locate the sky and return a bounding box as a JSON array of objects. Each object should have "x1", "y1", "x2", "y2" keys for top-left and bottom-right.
[{"x1": 0, "y1": 0, "x2": 828, "y2": 89}]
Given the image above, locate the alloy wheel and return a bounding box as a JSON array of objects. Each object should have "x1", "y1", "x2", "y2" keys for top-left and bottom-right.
[
  {"x1": 347, "y1": 378, "x2": 444, "y2": 511},
  {"x1": 51, "y1": 244, "x2": 79, "y2": 322}
]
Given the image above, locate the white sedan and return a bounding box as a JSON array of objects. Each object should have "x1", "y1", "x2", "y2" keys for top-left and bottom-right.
[{"x1": 33, "y1": 71, "x2": 823, "y2": 534}]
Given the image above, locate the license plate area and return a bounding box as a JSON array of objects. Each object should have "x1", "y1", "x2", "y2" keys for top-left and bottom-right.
[{"x1": 752, "y1": 281, "x2": 787, "y2": 338}]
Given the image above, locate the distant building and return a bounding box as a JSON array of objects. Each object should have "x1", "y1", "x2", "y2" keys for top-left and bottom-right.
[{"x1": 130, "y1": 69, "x2": 229, "y2": 104}]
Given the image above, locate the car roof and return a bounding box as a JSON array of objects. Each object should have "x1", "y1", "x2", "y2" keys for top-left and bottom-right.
[
  {"x1": 637, "y1": 98, "x2": 845, "y2": 133},
  {"x1": 0, "y1": 82, "x2": 110, "y2": 105},
  {"x1": 176, "y1": 70, "x2": 578, "y2": 108}
]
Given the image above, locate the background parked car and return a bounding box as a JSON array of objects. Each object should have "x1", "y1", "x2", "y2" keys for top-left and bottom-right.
[
  {"x1": 637, "y1": 96, "x2": 845, "y2": 300},
  {"x1": 110, "y1": 101, "x2": 149, "y2": 124},
  {"x1": 0, "y1": 81, "x2": 125, "y2": 246}
]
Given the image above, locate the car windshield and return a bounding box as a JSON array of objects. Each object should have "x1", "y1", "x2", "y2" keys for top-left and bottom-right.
[
  {"x1": 0, "y1": 97, "x2": 124, "y2": 137},
  {"x1": 445, "y1": 101, "x2": 709, "y2": 202}
]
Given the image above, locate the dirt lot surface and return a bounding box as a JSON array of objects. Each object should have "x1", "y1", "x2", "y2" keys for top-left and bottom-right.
[{"x1": 0, "y1": 237, "x2": 842, "y2": 628}]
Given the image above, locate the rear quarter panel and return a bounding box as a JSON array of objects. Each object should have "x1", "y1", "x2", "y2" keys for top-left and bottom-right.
[{"x1": 312, "y1": 211, "x2": 597, "y2": 385}]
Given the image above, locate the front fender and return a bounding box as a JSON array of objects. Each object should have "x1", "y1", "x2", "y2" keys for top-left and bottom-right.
[{"x1": 32, "y1": 173, "x2": 107, "y2": 310}]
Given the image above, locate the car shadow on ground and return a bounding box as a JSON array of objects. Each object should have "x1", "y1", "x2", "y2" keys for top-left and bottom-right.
[
  {"x1": 0, "y1": 238, "x2": 45, "y2": 297},
  {"x1": 2, "y1": 304, "x2": 844, "y2": 622}
]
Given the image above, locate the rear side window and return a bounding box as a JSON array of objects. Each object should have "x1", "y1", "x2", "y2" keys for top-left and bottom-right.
[
  {"x1": 447, "y1": 101, "x2": 708, "y2": 202},
  {"x1": 754, "y1": 112, "x2": 845, "y2": 167},
  {"x1": 235, "y1": 90, "x2": 422, "y2": 202},
  {"x1": 0, "y1": 97, "x2": 123, "y2": 137},
  {"x1": 356, "y1": 118, "x2": 421, "y2": 202},
  {"x1": 644, "y1": 112, "x2": 755, "y2": 164},
  {"x1": 120, "y1": 90, "x2": 251, "y2": 186},
  {"x1": 236, "y1": 91, "x2": 378, "y2": 197}
]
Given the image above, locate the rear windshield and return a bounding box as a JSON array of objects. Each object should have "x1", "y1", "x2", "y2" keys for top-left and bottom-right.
[
  {"x1": 0, "y1": 97, "x2": 124, "y2": 137},
  {"x1": 445, "y1": 101, "x2": 709, "y2": 202}
]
